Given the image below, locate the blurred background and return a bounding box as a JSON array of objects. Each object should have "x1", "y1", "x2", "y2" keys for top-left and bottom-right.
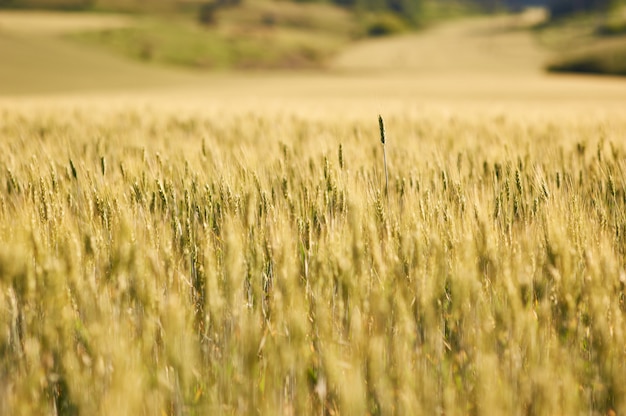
[{"x1": 0, "y1": 0, "x2": 625, "y2": 97}]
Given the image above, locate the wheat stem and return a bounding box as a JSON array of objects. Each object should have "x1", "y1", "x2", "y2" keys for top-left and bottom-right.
[{"x1": 379, "y1": 115, "x2": 389, "y2": 201}]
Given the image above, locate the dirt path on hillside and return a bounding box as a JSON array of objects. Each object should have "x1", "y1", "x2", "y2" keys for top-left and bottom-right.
[{"x1": 331, "y1": 13, "x2": 549, "y2": 75}]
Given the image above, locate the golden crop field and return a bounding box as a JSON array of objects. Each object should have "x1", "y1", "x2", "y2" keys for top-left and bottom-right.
[{"x1": 1, "y1": 9, "x2": 626, "y2": 416}]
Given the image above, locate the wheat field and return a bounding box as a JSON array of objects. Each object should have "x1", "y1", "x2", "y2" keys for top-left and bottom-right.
[
  {"x1": 2, "y1": 9, "x2": 626, "y2": 415},
  {"x1": 1, "y1": 98, "x2": 625, "y2": 415}
]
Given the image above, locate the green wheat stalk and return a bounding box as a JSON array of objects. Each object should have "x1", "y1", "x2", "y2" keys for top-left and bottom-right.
[{"x1": 379, "y1": 115, "x2": 389, "y2": 200}]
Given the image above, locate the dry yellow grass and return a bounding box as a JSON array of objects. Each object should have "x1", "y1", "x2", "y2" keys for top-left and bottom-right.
[
  {"x1": 0, "y1": 11, "x2": 199, "y2": 95},
  {"x1": 330, "y1": 14, "x2": 549, "y2": 74},
  {"x1": 0, "y1": 11, "x2": 132, "y2": 35},
  {"x1": 1, "y1": 98, "x2": 626, "y2": 415}
]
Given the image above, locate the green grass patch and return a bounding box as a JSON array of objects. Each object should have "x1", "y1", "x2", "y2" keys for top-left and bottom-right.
[
  {"x1": 68, "y1": 18, "x2": 344, "y2": 70},
  {"x1": 537, "y1": 10, "x2": 626, "y2": 76},
  {"x1": 362, "y1": 12, "x2": 409, "y2": 37},
  {"x1": 66, "y1": 2, "x2": 357, "y2": 70},
  {"x1": 547, "y1": 41, "x2": 626, "y2": 76}
]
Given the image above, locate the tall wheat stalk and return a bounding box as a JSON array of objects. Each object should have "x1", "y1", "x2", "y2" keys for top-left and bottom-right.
[{"x1": 379, "y1": 115, "x2": 389, "y2": 200}]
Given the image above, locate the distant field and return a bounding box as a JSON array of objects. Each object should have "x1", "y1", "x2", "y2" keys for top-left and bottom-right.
[
  {"x1": 1, "y1": 9, "x2": 620, "y2": 99},
  {"x1": 0, "y1": 6, "x2": 355, "y2": 94},
  {"x1": 0, "y1": 11, "x2": 197, "y2": 95}
]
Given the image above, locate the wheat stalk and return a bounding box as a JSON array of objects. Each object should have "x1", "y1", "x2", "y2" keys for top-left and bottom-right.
[{"x1": 379, "y1": 115, "x2": 389, "y2": 200}]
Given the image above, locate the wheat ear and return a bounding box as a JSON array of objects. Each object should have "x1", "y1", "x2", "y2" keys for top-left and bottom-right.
[{"x1": 379, "y1": 115, "x2": 389, "y2": 200}]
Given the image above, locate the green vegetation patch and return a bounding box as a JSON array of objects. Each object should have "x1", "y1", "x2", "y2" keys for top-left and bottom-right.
[
  {"x1": 547, "y1": 40, "x2": 626, "y2": 76},
  {"x1": 68, "y1": 19, "x2": 343, "y2": 70},
  {"x1": 598, "y1": 5, "x2": 626, "y2": 35},
  {"x1": 538, "y1": 9, "x2": 626, "y2": 76},
  {"x1": 362, "y1": 12, "x2": 409, "y2": 37},
  {"x1": 67, "y1": 2, "x2": 357, "y2": 70}
]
